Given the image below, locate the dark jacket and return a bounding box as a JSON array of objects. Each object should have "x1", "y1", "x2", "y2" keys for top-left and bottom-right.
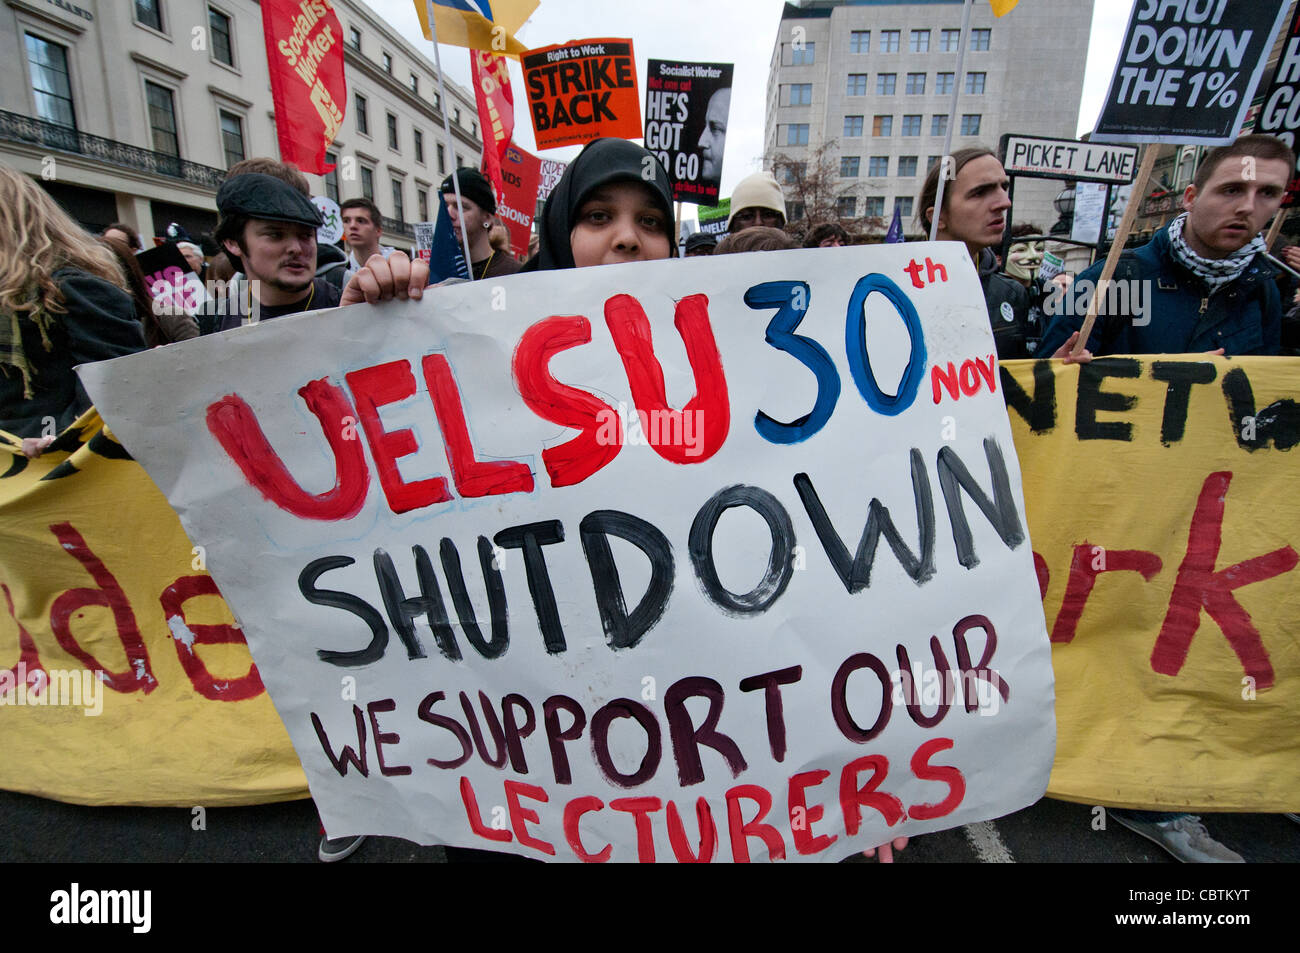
[
  {"x1": 0, "y1": 270, "x2": 146, "y2": 438},
  {"x1": 978, "y1": 248, "x2": 1034, "y2": 359},
  {"x1": 316, "y1": 242, "x2": 349, "y2": 291},
  {"x1": 1039, "y1": 227, "x2": 1281, "y2": 357}
]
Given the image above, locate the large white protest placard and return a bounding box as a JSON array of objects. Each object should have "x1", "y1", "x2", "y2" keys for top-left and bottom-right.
[{"x1": 80, "y1": 245, "x2": 1055, "y2": 862}]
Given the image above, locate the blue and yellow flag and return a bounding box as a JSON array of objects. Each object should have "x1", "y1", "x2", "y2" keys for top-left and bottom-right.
[{"x1": 413, "y1": 0, "x2": 538, "y2": 57}]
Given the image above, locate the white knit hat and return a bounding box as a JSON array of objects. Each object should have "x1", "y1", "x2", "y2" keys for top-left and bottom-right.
[{"x1": 727, "y1": 172, "x2": 786, "y2": 228}]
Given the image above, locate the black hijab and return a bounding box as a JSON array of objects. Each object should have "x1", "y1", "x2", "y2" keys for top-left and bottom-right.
[{"x1": 522, "y1": 138, "x2": 677, "y2": 271}]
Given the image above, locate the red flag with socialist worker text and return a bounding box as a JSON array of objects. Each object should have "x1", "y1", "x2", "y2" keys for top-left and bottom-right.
[
  {"x1": 471, "y1": 50, "x2": 515, "y2": 197},
  {"x1": 261, "y1": 0, "x2": 347, "y2": 175}
]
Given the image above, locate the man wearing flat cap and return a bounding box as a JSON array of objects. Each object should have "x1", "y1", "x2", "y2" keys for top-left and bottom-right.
[
  {"x1": 210, "y1": 172, "x2": 341, "y2": 331},
  {"x1": 440, "y1": 168, "x2": 520, "y2": 280}
]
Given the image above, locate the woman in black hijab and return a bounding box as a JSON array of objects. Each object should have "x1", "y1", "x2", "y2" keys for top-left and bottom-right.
[{"x1": 524, "y1": 138, "x2": 678, "y2": 271}]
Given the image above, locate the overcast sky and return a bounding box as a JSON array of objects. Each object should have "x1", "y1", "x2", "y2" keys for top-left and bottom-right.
[{"x1": 363, "y1": 0, "x2": 1137, "y2": 202}]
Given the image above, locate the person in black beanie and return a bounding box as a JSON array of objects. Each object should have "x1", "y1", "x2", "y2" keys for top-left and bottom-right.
[{"x1": 439, "y1": 168, "x2": 520, "y2": 280}]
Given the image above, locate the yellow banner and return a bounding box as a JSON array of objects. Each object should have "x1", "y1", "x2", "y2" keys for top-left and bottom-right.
[
  {"x1": 3, "y1": 356, "x2": 1296, "y2": 811},
  {"x1": 1004, "y1": 355, "x2": 1299, "y2": 811},
  {"x1": 0, "y1": 411, "x2": 307, "y2": 806}
]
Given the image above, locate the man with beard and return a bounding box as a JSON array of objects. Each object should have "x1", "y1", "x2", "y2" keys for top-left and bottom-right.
[{"x1": 212, "y1": 173, "x2": 342, "y2": 331}]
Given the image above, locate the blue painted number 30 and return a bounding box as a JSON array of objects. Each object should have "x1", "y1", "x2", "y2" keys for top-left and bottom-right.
[{"x1": 744, "y1": 273, "x2": 927, "y2": 444}]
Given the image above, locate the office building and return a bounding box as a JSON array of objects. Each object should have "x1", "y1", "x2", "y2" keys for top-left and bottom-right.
[{"x1": 766, "y1": 0, "x2": 1095, "y2": 236}]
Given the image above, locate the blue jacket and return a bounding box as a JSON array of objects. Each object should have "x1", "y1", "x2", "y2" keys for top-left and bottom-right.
[{"x1": 1038, "y1": 227, "x2": 1282, "y2": 357}]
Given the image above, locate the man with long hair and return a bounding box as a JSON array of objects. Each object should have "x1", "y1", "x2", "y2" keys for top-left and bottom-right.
[{"x1": 918, "y1": 150, "x2": 1089, "y2": 361}]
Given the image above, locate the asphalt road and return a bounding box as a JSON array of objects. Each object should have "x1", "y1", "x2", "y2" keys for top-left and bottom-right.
[{"x1": 2, "y1": 787, "x2": 1296, "y2": 864}]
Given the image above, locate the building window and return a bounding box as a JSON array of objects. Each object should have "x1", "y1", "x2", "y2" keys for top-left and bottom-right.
[
  {"x1": 849, "y1": 31, "x2": 869, "y2": 54},
  {"x1": 135, "y1": 0, "x2": 163, "y2": 32},
  {"x1": 433, "y1": 91, "x2": 441, "y2": 110},
  {"x1": 901, "y1": 114, "x2": 922, "y2": 136},
  {"x1": 928, "y1": 155, "x2": 943, "y2": 171},
  {"x1": 781, "y1": 163, "x2": 804, "y2": 185},
  {"x1": 356, "y1": 93, "x2": 368, "y2": 135},
  {"x1": 455, "y1": 153, "x2": 464, "y2": 168},
  {"x1": 898, "y1": 155, "x2": 918, "y2": 177},
  {"x1": 409, "y1": 73, "x2": 419, "y2": 94},
  {"x1": 325, "y1": 151, "x2": 340, "y2": 203},
  {"x1": 209, "y1": 8, "x2": 233, "y2": 67},
  {"x1": 864, "y1": 196, "x2": 884, "y2": 217},
  {"x1": 382, "y1": 51, "x2": 393, "y2": 73},
  {"x1": 788, "y1": 42, "x2": 815, "y2": 66},
  {"x1": 391, "y1": 179, "x2": 404, "y2": 221},
  {"x1": 437, "y1": 143, "x2": 446, "y2": 173},
  {"x1": 360, "y1": 166, "x2": 374, "y2": 200},
  {"x1": 961, "y1": 114, "x2": 982, "y2": 135},
  {"x1": 145, "y1": 81, "x2": 179, "y2": 157},
  {"x1": 386, "y1": 112, "x2": 398, "y2": 150},
  {"x1": 873, "y1": 115, "x2": 892, "y2": 137},
  {"x1": 931, "y1": 114, "x2": 948, "y2": 136},
  {"x1": 453, "y1": 107, "x2": 461, "y2": 125},
  {"x1": 895, "y1": 196, "x2": 914, "y2": 218},
  {"x1": 784, "y1": 123, "x2": 809, "y2": 146},
  {"x1": 936, "y1": 72, "x2": 954, "y2": 95},
  {"x1": 786, "y1": 83, "x2": 812, "y2": 105},
  {"x1": 349, "y1": 26, "x2": 362, "y2": 50},
  {"x1": 418, "y1": 188, "x2": 429, "y2": 222},
  {"x1": 847, "y1": 74, "x2": 868, "y2": 96},
  {"x1": 219, "y1": 110, "x2": 245, "y2": 168},
  {"x1": 876, "y1": 73, "x2": 896, "y2": 96},
  {"x1": 965, "y1": 72, "x2": 986, "y2": 94},
  {"x1": 836, "y1": 196, "x2": 856, "y2": 218},
  {"x1": 25, "y1": 34, "x2": 76, "y2": 130},
  {"x1": 841, "y1": 156, "x2": 860, "y2": 177},
  {"x1": 789, "y1": 201, "x2": 806, "y2": 221},
  {"x1": 880, "y1": 30, "x2": 900, "y2": 53},
  {"x1": 414, "y1": 129, "x2": 424, "y2": 164},
  {"x1": 940, "y1": 29, "x2": 961, "y2": 52},
  {"x1": 471, "y1": 121, "x2": 478, "y2": 137},
  {"x1": 970, "y1": 28, "x2": 991, "y2": 51},
  {"x1": 906, "y1": 73, "x2": 926, "y2": 95},
  {"x1": 843, "y1": 115, "x2": 864, "y2": 137},
  {"x1": 868, "y1": 156, "x2": 889, "y2": 176},
  {"x1": 910, "y1": 30, "x2": 930, "y2": 53}
]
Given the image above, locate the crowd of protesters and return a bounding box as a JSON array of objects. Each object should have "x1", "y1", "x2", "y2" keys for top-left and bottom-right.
[{"x1": 1, "y1": 126, "x2": 1296, "y2": 864}]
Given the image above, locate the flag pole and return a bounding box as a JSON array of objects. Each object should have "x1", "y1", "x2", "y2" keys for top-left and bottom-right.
[
  {"x1": 1069, "y1": 144, "x2": 1157, "y2": 356},
  {"x1": 427, "y1": 0, "x2": 476, "y2": 273},
  {"x1": 929, "y1": 0, "x2": 975, "y2": 242}
]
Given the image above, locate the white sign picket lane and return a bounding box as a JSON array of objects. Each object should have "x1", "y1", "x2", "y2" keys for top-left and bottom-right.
[
  {"x1": 1001, "y1": 135, "x2": 1139, "y2": 184},
  {"x1": 79, "y1": 245, "x2": 1055, "y2": 863}
]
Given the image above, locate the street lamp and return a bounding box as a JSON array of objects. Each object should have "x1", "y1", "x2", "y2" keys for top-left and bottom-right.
[{"x1": 1050, "y1": 182, "x2": 1076, "y2": 235}]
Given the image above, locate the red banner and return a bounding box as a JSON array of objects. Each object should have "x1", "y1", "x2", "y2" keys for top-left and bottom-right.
[
  {"x1": 496, "y1": 142, "x2": 540, "y2": 258},
  {"x1": 471, "y1": 50, "x2": 515, "y2": 197},
  {"x1": 261, "y1": 0, "x2": 347, "y2": 175}
]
